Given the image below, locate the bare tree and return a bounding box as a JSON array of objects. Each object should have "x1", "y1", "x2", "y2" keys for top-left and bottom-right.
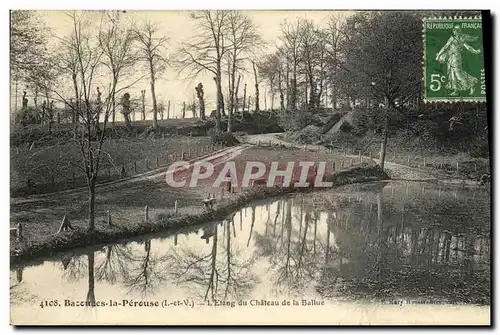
[
  {"x1": 195, "y1": 83, "x2": 206, "y2": 120},
  {"x1": 224, "y1": 11, "x2": 262, "y2": 132},
  {"x1": 279, "y1": 20, "x2": 301, "y2": 112},
  {"x1": 177, "y1": 10, "x2": 230, "y2": 133},
  {"x1": 324, "y1": 14, "x2": 344, "y2": 110},
  {"x1": 258, "y1": 53, "x2": 282, "y2": 112},
  {"x1": 251, "y1": 60, "x2": 260, "y2": 112},
  {"x1": 339, "y1": 12, "x2": 421, "y2": 169},
  {"x1": 98, "y1": 11, "x2": 138, "y2": 128},
  {"x1": 133, "y1": 21, "x2": 169, "y2": 131},
  {"x1": 54, "y1": 11, "x2": 142, "y2": 230}
]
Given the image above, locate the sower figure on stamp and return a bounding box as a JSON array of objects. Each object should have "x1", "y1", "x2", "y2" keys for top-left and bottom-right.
[{"x1": 436, "y1": 25, "x2": 481, "y2": 96}]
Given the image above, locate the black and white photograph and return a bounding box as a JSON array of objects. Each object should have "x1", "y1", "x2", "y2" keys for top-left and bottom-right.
[{"x1": 8, "y1": 9, "x2": 492, "y2": 325}]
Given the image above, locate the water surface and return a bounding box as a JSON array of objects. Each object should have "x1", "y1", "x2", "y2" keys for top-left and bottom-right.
[{"x1": 10, "y1": 182, "x2": 491, "y2": 324}]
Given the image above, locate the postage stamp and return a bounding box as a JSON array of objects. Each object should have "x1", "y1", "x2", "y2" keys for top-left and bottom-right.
[{"x1": 423, "y1": 17, "x2": 486, "y2": 102}]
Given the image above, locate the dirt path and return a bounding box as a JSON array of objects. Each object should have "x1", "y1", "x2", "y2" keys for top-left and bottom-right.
[
  {"x1": 240, "y1": 133, "x2": 464, "y2": 183},
  {"x1": 10, "y1": 144, "x2": 251, "y2": 228}
]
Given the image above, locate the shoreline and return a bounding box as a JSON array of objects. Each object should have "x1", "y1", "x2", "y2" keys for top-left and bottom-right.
[{"x1": 10, "y1": 165, "x2": 389, "y2": 266}]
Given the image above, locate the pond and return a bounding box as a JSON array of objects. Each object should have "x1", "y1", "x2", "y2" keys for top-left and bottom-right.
[{"x1": 10, "y1": 181, "x2": 491, "y2": 325}]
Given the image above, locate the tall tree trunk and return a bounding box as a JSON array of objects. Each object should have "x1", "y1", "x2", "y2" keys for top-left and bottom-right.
[
  {"x1": 88, "y1": 178, "x2": 96, "y2": 231},
  {"x1": 112, "y1": 94, "x2": 116, "y2": 127},
  {"x1": 227, "y1": 63, "x2": 236, "y2": 133},
  {"x1": 86, "y1": 252, "x2": 95, "y2": 304},
  {"x1": 234, "y1": 75, "x2": 241, "y2": 113},
  {"x1": 308, "y1": 76, "x2": 315, "y2": 109},
  {"x1": 264, "y1": 88, "x2": 267, "y2": 110},
  {"x1": 150, "y1": 64, "x2": 159, "y2": 131},
  {"x1": 214, "y1": 68, "x2": 222, "y2": 132},
  {"x1": 14, "y1": 77, "x2": 18, "y2": 124},
  {"x1": 227, "y1": 100, "x2": 233, "y2": 133},
  {"x1": 45, "y1": 90, "x2": 52, "y2": 132},
  {"x1": 278, "y1": 70, "x2": 285, "y2": 112},
  {"x1": 141, "y1": 89, "x2": 146, "y2": 121},
  {"x1": 291, "y1": 64, "x2": 297, "y2": 112},
  {"x1": 285, "y1": 62, "x2": 290, "y2": 111},
  {"x1": 242, "y1": 83, "x2": 247, "y2": 113},
  {"x1": 195, "y1": 83, "x2": 205, "y2": 120},
  {"x1": 379, "y1": 99, "x2": 389, "y2": 170},
  {"x1": 252, "y1": 61, "x2": 259, "y2": 112},
  {"x1": 317, "y1": 78, "x2": 324, "y2": 109},
  {"x1": 167, "y1": 100, "x2": 171, "y2": 119},
  {"x1": 33, "y1": 89, "x2": 38, "y2": 123}
]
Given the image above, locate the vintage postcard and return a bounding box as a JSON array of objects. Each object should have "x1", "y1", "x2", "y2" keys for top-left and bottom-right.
[{"x1": 9, "y1": 9, "x2": 491, "y2": 326}]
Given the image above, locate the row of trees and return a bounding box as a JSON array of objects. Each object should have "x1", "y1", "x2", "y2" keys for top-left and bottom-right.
[
  {"x1": 258, "y1": 13, "x2": 422, "y2": 114},
  {"x1": 11, "y1": 10, "x2": 273, "y2": 231},
  {"x1": 11, "y1": 10, "x2": 174, "y2": 230},
  {"x1": 177, "y1": 11, "x2": 263, "y2": 133},
  {"x1": 11, "y1": 10, "x2": 483, "y2": 231}
]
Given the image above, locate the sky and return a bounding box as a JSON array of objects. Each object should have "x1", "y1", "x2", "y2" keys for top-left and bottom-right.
[{"x1": 13, "y1": 10, "x2": 351, "y2": 118}]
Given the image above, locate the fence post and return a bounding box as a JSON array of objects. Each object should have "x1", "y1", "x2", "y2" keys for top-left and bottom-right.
[
  {"x1": 134, "y1": 161, "x2": 137, "y2": 173},
  {"x1": 174, "y1": 200, "x2": 178, "y2": 215},
  {"x1": 474, "y1": 162, "x2": 477, "y2": 173},
  {"x1": 423, "y1": 157, "x2": 426, "y2": 167},
  {"x1": 456, "y1": 161, "x2": 459, "y2": 172},
  {"x1": 17, "y1": 223, "x2": 23, "y2": 242},
  {"x1": 156, "y1": 157, "x2": 159, "y2": 168},
  {"x1": 349, "y1": 158, "x2": 352, "y2": 167},
  {"x1": 107, "y1": 210, "x2": 112, "y2": 226},
  {"x1": 144, "y1": 205, "x2": 149, "y2": 220}
]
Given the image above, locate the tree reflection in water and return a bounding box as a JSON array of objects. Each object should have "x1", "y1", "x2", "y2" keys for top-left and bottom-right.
[
  {"x1": 60, "y1": 241, "x2": 172, "y2": 299},
  {"x1": 314, "y1": 186, "x2": 490, "y2": 304},
  {"x1": 95, "y1": 245, "x2": 133, "y2": 285},
  {"x1": 50, "y1": 183, "x2": 489, "y2": 305},
  {"x1": 168, "y1": 216, "x2": 258, "y2": 301},
  {"x1": 253, "y1": 197, "x2": 323, "y2": 296},
  {"x1": 121, "y1": 240, "x2": 171, "y2": 296}
]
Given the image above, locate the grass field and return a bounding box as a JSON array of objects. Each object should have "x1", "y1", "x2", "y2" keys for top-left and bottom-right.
[
  {"x1": 10, "y1": 145, "x2": 384, "y2": 262},
  {"x1": 10, "y1": 135, "x2": 213, "y2": 196},
  {"x1": 10, "y1": 117, "x2": 201, "y2": 134}
]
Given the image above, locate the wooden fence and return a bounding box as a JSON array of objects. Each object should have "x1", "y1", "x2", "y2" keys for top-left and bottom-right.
[{"x1": 23, "y1": 141, "x2": 226, "y2": 196}]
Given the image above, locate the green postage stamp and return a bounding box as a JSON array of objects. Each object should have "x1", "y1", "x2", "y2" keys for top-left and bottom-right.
[{"x1": 423, "y1": 17, "x2": 486, "y2": 102}]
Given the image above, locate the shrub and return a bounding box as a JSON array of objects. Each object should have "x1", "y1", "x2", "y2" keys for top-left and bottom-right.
[{"x1": 207, "y1": 129, "x2": 240, "y2": 146}]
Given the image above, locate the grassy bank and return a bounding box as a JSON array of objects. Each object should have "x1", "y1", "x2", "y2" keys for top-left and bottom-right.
[
  {"x1": 283, "y1": 130, "x2": 490, "y2": 181},
  {"x1": 11, "y1": 135, "x2": 215, "y2": 197},
  {"x1": 10, "y1": 164, "x2": 389, "y2": 265}
]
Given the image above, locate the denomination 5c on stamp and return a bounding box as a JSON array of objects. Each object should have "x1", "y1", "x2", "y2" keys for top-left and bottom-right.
[{"x1": 423, "y1": 17, "x2": 486, "y2": 102}]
